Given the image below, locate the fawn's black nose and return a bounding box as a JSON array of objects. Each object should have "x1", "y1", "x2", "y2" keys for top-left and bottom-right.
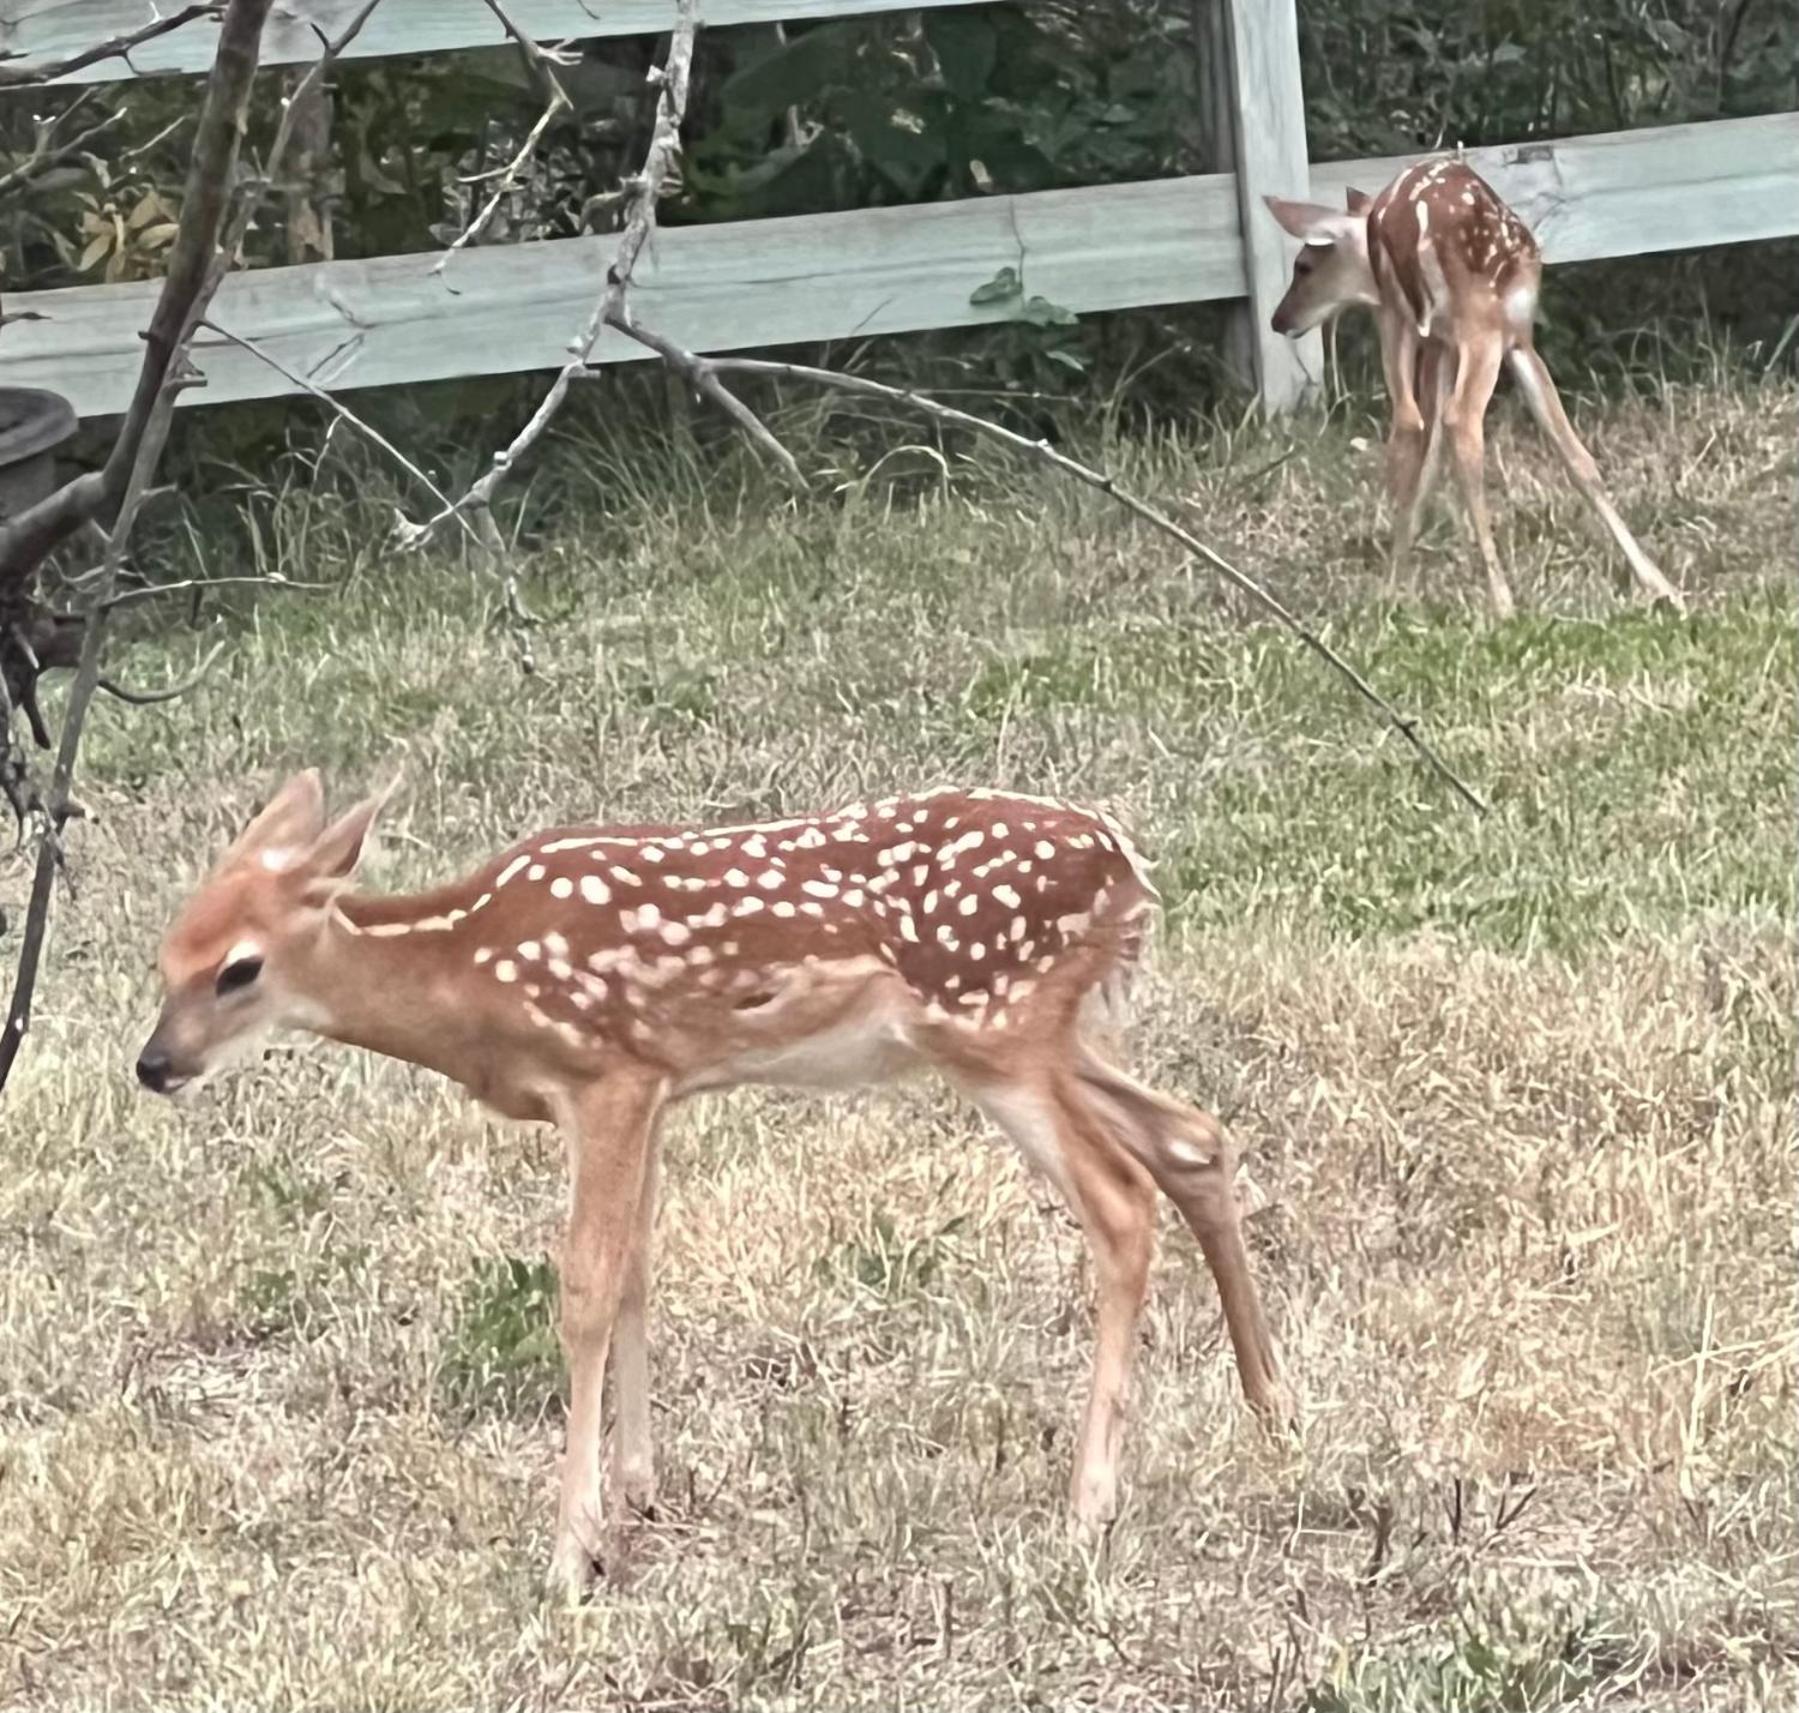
[{"x1": 136, "y1": 1049, "x2": 172, "y2": 1093}]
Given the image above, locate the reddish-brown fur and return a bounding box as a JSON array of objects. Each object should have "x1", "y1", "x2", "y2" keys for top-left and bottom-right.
[
  {"x1": 139, "y1": 773, "x2": 1289, "y2": 1597},
  {"x1": 1265, "y1": 160, "x2": 1684, "y2": 616}
]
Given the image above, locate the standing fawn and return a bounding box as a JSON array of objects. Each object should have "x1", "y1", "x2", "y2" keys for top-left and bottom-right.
[
  {"x1": 1265, "y1": 159, "x2": 1684, "y2": 618},
  {"x1": 137, "y1": 771, "x2": 1289, "y2": 1598}
]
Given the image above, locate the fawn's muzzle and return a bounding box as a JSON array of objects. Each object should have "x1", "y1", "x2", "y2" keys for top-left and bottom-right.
[{"x1": 135, "y1": 1046, "x2": 176, "y2": 1093}]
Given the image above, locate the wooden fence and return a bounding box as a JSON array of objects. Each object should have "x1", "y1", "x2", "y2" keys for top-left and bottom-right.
[{"x1": 3, "y1": 1, "x2": 1796, "y2": 419}]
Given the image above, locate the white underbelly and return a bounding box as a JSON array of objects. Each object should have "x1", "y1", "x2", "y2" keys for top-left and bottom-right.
[{"x1": 679, "y1": 1002, "x2": 923, "y2": 1094}]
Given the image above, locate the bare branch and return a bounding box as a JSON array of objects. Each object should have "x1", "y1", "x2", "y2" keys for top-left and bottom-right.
[
  {"x1": 197, "y1": 316, "x2": 492, "y2": 552},
  {"x1": 0, "y1": 0, "x2": 382, "y2": 593},
  {"x1": 399, "y1": 0, "x2": 699, "y2": 551},
  {"x1": 707, "y1": 357, "x2": 1488, "y2": 815},
  {"x1": 95, "y1": 639, "x2": 227, "y2": 705},
  {"x1": 607, "y1": 309, "x2": 805, "y2": 488},
  {"x1": 100, "y1": 571, "x2": 327, "y2": 611},
  {"x1": 0, "y1": 4, "x2": 223, "y2": 87},
  {"x1": 0, "y1": 96, "x2": 124, "y2": 200},
  {"x1": 432, "y1": 0, "x2": 574, "y2": 281},
  {"x1": 1, "y1": 0, "x2": 384, "y2": 1093}
]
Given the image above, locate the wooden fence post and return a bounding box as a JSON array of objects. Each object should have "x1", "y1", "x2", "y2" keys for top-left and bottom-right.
[{"x1": 1223, "y1": 0, "x2": 1322, "y2": 411}]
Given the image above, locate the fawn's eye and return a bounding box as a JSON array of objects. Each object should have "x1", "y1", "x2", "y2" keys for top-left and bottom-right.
[{"x1": 216, "y1": 955, "x2": 263, "y2": 996}]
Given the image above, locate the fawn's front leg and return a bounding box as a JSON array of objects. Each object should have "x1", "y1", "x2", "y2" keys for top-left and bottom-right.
[
  {"x1": 607, "y1": 1133, "x2": 661, "y2": 1515},
  {"x1": 547, "y1": 1063, "x2": 666, "y2": 1601}
]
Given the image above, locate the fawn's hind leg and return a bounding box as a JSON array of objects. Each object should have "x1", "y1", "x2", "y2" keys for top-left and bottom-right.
[
  {"x1": 1075, "y1": 1052, "x2": 1289, "y2": 1425},
  {"x1": 970, "y1": 1071, "x2": 1158, "y2": 1530}
]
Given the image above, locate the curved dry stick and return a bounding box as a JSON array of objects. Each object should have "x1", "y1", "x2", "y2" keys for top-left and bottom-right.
[
  {"x1": 610, "y1": 310, "x2": 805, "y2": 488},
  {"x1": 0, "y1": 0, "x2": 385, "y2": 1094},
  {"x1": 0, "y1": 3, "x2": 223, "y2": 86},
  {"x1": 97, "y1": 639, "x2": 226, "y2": 705},
  {"x1": 705, "y1": 357, "x2": 1487, "y2": 816},
  {"x1": 401, "y1": 0, "x2": 699, "y2": 550},
  {"x1": 197, "y1": 316, "x2": 491, "y2": 552},
  {"x1": 432, "y1": 0, "x2": 574, "y2": 282}
]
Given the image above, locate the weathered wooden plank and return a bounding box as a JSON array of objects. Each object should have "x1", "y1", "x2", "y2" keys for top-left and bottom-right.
[
  {"x1": 1222, "y1": 0, "x2": 1320, "y2": 411},
  {"x1": 5, "y1": 114, "x2": 1793, "y2": 421},
  {"x1": 1309, "y1": 115, "x2": 1799, "y2": 266},
  {"x1": 0, "y1": 174, "x2": 1246, "y2": 417},
  {"x1": 1, "y1": 0, "x2": 989, "y2": 83}
]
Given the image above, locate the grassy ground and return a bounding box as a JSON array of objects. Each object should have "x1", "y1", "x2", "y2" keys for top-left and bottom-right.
[{"x1": 2, "y1": 361, "x2": 1794, "y2": 1710}]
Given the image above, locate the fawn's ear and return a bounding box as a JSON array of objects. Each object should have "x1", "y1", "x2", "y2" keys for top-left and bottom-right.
[
  {"x1": 299, "y1": 777, "x2": 399, "y2": 899},
  {"x1": 1345, "y1": 186, "x2": 1373, "y2": 215},
  {"x1": 221, "y1": 770, "x2": 327, "y2": 872},
  {"x1": 1264, "y1": 194, "x2": 1343, "y2": 242}
]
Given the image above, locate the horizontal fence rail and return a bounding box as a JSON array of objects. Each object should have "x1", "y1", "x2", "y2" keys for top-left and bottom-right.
[
  {"x1": 1, "y1": 0, "x2": 990, "y2": 82},
  {"x1": 4, "y1": 112, "x2": 1793, "y2": 420}
]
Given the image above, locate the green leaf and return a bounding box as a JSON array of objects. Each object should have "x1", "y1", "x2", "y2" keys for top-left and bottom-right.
[
  {"x1": 924, "y1": 9, "x2": 998, "y2": 101},
  {"x1": 970, "y1": 265, "x2": 1023, "y2": 307},
  {"x1": 845, "y1": 106, "x2": 946, "y2": 197},
  {"x1": 720, "y1": 21, "x2": 862, "y2": 122},
  {"x1": 1017, "y1": 294, "x2": 1078, "y2": 328}
]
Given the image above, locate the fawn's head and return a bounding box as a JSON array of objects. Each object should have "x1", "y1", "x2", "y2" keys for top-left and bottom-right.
[
  {"x1": 136, "y1": 770, "x2": 388, "y2": 1095},
  {"x1": 1264, "y1": 189, "x2": 1378, "y2": 335}
]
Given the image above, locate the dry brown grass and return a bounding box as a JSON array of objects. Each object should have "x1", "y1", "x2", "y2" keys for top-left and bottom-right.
[{"x1": 1, "y1": 366, "x2": 1793, "y2": 1709}]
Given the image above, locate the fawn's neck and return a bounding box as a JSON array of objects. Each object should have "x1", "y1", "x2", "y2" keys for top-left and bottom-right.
[{"x1": 290, "y1": 884, "x2": 497, "y2": 1086}]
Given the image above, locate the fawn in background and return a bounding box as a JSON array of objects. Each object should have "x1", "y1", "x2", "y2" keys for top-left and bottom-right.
[{"x1": 1266, "y1": 159, "x2": 1685, "y2": 618}]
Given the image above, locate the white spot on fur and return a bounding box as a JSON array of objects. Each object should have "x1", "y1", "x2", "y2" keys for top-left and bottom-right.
[
  {"x1": 494, "y1": 960, "x2": 519, "y2": 983},
  {"x1": 580, "y1": 875, "x2": 610, "y2": 906}
]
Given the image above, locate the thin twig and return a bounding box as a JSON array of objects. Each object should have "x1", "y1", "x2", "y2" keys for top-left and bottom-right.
[
  {"x1": 0, "y1": 0, "x2": 381, "y2": 594},
  {"x1": 97, "y1": 639, "x2": 227, "y2": 704},
  {"x1": 399, "y1": 0, "x2": 699, "y2": 552},
  {"x1": 197, "y1": 316, "x2": 492, "y2": 550},
  {"x1": 432, "y1": 0, "x2": 574, "y2": 281},
  {"x1": 0, "y1": 103, "x2": 124, "y2": 199},
  {"x1": 0, "y1": 0, "x2": 382, "y2": 1094},
  {"x1": 609, "y1": 309, "x2": 806, "y2": 487},
  {"x1": 0, "y1": 4, "x2": 223, "y2": 86},
  {"x1": 211, "y1": 0, "x2": 383, "y2": 286},
  {"x1": 706, "y1": 357, "x2": 1488, "y2": 814},
  {"x1": 100, "y1": 572, "x2": 327, "y2": 611}
]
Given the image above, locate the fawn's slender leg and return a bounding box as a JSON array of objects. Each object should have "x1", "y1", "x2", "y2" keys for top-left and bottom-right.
[
  {"x1": 1378, "y1": 306, "x2": 1428, "y2": 590},
  {"x1": 608, "y1": 1130, "x2": 660, "y2": 1515},
  {"x1": 971, "y1": 1072, "x2": 1158, "y2": 1530},
  {"x1": 548, "y1": 1064, "x2": 666, "y2": 1600},
  {"x1": 1442, "y1": 332, "x2": 1514, "y2": 618},
  {"x1": 1076, "y1": 1053, "x2": 1289, "y2": 1426},
  {"x1": 1504, "y1": 345, "x2": 1686, "y2": 612},
  {"x1": 1392, "y1": 342, "x2": 1452, "y2": 590}
]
